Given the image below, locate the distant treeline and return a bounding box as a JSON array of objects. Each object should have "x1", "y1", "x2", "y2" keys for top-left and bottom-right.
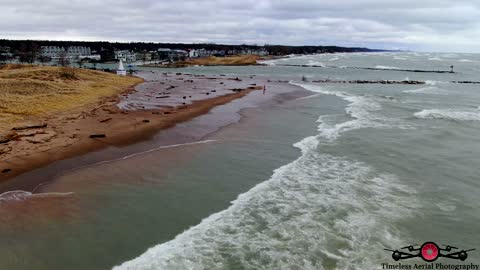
[{"x1": 0, "y1": 39, "x2": 382, "y2": 57}]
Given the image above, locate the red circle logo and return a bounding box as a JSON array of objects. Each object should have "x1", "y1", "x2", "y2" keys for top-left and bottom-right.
[{"x1": 421, "y1": 242, "x2": 440, "y2": 262}]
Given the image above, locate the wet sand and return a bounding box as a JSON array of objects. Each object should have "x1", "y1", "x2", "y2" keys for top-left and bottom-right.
[{"x1": 0, "y1": 71, "x2": 268, "y2": 185}]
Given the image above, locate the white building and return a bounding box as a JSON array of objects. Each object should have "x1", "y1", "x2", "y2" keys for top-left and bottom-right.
[
  {"x1": 67, "y1": 46, "x2": 92, "y2": 57},
  {"x1": 115, "y1": 50, "x2": 136, "y2": 63},
  {"x1": 188, "y1": 49, "x2": 197, "y2": 58},
  {"x1": 136, "y1": 51, "x2": 152, "y2": 62},
  {"x1": 41, "y1": 46, "x2": 92, "y2": 59}
]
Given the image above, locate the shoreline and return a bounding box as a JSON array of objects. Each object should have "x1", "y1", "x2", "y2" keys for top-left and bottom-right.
[
  {"x1": 0, "y1": 72, "x2": 269, "y2": 188},
  {"x1": 140, "y1": 55, "x2": 271, "y2": 68}
]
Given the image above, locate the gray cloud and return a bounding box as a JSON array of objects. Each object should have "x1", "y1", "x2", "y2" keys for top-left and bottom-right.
[{"x1": 1, "y1": 0, "x2": 479, "y2": 52}]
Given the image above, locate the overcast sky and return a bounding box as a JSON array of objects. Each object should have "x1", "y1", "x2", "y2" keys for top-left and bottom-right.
[{"x1": 1, "y1": 0, "x2": 479, "y2": 52}]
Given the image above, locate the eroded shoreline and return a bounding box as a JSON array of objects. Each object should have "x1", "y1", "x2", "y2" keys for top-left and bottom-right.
[{"x1": 0, "y1": 71, "x2": 286, "y2": 190}]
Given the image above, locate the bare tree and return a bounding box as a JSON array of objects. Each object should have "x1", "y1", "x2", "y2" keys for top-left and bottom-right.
[
  {"x1": 18, "y1": 42, "x2": 28, "y2": 63},
  {"x1": 58, "y1": 51, "x2": 70, "y2": 67},
  {"x1": 58, "y1": 50, "x2": 76, "y2": 79},
  {"x1": 17, "y1": 42, "x2": 40, "y2": 64},
  {"x1": 29, "y1": 42, "x2": 40, "y2": 63}
]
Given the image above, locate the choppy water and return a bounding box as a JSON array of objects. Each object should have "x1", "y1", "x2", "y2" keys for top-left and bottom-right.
[
  {"x1": 2, "y1": 52, "x2": 480, "y2": 270},
  {"x1": 115, "y1": 53, "x2": 480, "y2": 269}
]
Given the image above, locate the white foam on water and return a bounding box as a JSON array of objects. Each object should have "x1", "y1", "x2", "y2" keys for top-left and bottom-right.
[
  {"x1": 375, "y1": 65, "x2": 399, "y2": 70},
  {"x1": 294, "y1": 93, "x2": 322, "y2": 101},
  {"x1": 414, "y1": 109, "x2": 480, "y2": 121},
  {"x1": 394, "y1": 57, "x2": 408, "y2": 60},
  {"x1": 306, "y1": 61, "x2": 325, "y2": 66},
  {"x1": 425, "y1": 80, "x2": 448, "y2": 86},
  {"x1": 458, "y1": 59, "x2": 474, "y2": 62},
  {"x1": 259, "y1": 59, "x2": 277, "y2": 66},
  {"x1": 442, "y1": 53, "x2": 459, "y2": 58},
  {"x1": 114, "y1": 82, "x2": 416, "y2": 270},
  {"x1": 291, "y1": 82, "x2": 405, "y2": 142},
  {"x1": 403, "y1": 86, "x2": 449, "y2": 95},
  {"x1": 0, "y1": 190, "x2": 74, "y2": 202},
  {"x1": 75, "y1": 140, "x2": 217, "y2": 170},
  {"x1": 435, "y1": 202, "x2": 457, "y2": 212},
  {"x1": 328, "y1": 57, "x2": 339, "y2": 61},
  {"x1": 428, "y1": 57, "x2": 443, "y2": 61},
  {"x1": 114, "y1": 136, "x2": 416, "y2": 270}
]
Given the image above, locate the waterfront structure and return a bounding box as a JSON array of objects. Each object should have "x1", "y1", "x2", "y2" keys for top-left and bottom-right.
[
  {"x1": 41, "y1": 46, "x2": 92, "y2": 59},
  {"x1": 188, "y1": 49, "x2": 199, "y2": 58},
  {"x1": 157, "y1": 48, "x2": 188, "y2": 61},
  {"x1": 114, "y1": 50, "x2": 137, "y2": 63},
  {"x1": 136, "y1": 51, "x2": 152, "y2": 62},
  {"x1": 157, "y1": 48, "x2": 173, "y2": 60},
  {"x1": 116, "y1": 59, "x2": 127, "y2": 76}
]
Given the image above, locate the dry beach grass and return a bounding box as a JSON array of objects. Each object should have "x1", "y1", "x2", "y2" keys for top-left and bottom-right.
[
  {"x1": 0, "y1": 67, "x2": 266, "y2": 184},
  {"x1": 0, "y1": 65, "x2": 143, "y2": 132},
  {"x1": 145, "y1": 55, "x2": 262, "y2": 68}
]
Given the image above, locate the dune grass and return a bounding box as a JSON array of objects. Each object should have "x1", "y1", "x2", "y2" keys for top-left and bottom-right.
[
  {"x1": 172, "y1": 55, "x2": 261, "y2": 67},
  {"x1": 0, "y1": 65, "x2": 143, "y2": 131}
]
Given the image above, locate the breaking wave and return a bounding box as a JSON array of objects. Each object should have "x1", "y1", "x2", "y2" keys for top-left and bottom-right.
[
  {"x1": 414, "y1": 109, "x2": 480, "y2": 121},
  {"x1": 291, "y1": 82, "x2": 408, "y2": 142},
  {"x1": 306, "y1": 61, "x2": 325, "y2": 66},
  {"x1": 375, "y1": 65, "x2": 399, "y2": 70},
  {"x1": 0, "y1": 191, "x2": 74, "y2": 202},
  {"x1": 403, "y1": 86, "x2": 449, "y2": 95},
  {"x1": 114, "y1": 82, "x2": 416, "y2": 270}
]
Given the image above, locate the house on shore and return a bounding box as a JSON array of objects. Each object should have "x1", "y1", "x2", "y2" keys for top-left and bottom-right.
[
  {"x1": 173, "y1": 50, "x2": 188, "y2": 61},
  {"x1": 40, "y1": 46, "x2": 100, "y2": 62},
  {"x1": 0, "y1": 46, "x2": 12, "y2": 60},
  {"x1": 114, "y1": 50, "x2": 136, "y2": 63},
  {"x1": 136, "y1": 51, "x2": 153, "y2": 62},
  {"x1": 156, "y1": 48, "x2": 188, "y2": 61},
  {"x1": 157, "y1": 48, "x2": 173, "y2": 61},
  {"x1": 41, "y1": 46, "x2": 92, "y2": 58},
  {"x1": 188, "y1": 49, "x2": 199, "y2": 58}
]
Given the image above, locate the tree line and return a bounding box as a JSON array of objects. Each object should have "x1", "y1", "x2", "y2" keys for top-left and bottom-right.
[{"x1": 0, "y1": 39, "x2": 382, "y2": 63}]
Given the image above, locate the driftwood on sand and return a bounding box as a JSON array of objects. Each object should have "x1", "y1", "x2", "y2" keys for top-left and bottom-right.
[
  {"x1": 89, "y1": 134, "x2": 106, "y2": 139},
  {"x1": 11, "y1": 124, "x2": 48, "y2": 131}
]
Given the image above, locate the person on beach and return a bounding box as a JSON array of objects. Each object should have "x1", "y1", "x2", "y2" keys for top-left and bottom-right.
[{"x1": 263, "y1": 85, "x2": 266, "y2": 95}]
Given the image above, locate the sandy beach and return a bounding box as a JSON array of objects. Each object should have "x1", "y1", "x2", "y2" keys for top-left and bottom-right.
[{"x1": 0, "y1": 69, "x2": 267, "y2": 184}]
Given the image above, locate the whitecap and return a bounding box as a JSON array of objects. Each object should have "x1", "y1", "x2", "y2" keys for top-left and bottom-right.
[
  {"x1": 0, "y1": 190, "x2": 74, "y2": 202},
  {"x1": 306, "y1": 61, "x2": 324, "y2": 67},
  {"x1": 414, "y1": 109, "x2": 480, "y2": 121},
  {"x1": 403, "y1": 87, "x2": 449, "y2": 95},
  {"x1": 114, "y1": 142, "x2": 416, "y2": 270},
  {"x1": 290, "y1": 82, "x2": 407, "y2": 142},
  {"x1": 375, "y1": 65, "x2": 399, "y2": 70},
  {"x1": 113, "y1": 83, "x2": 417, "y2": 270}
]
